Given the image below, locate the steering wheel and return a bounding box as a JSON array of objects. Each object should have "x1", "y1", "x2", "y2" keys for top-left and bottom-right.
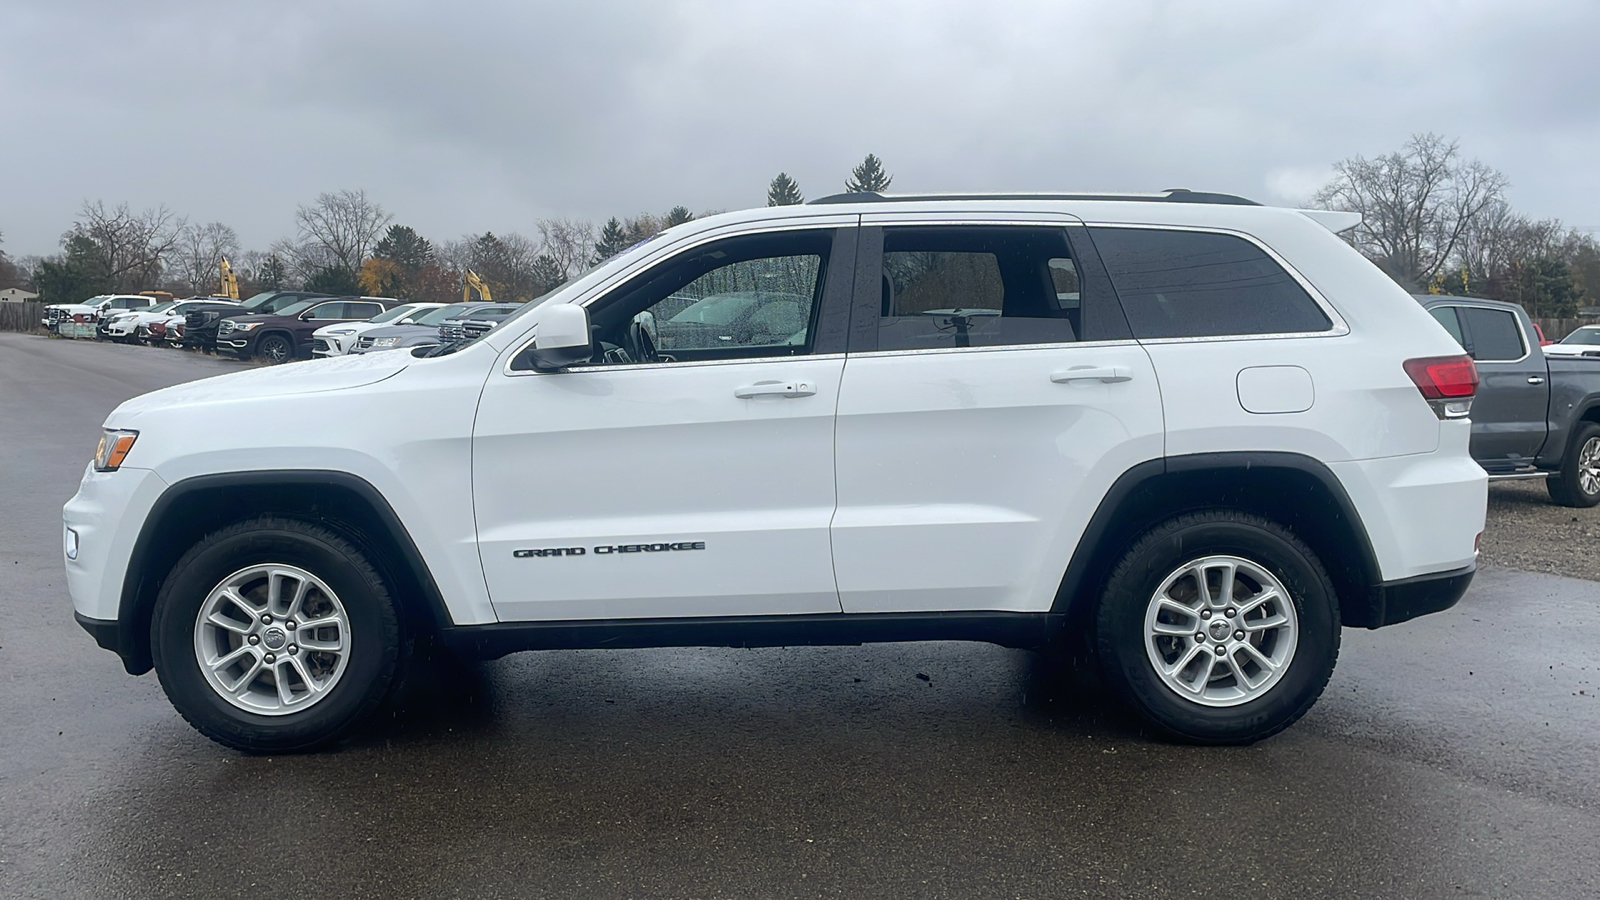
[{"x1": 626, "y1": 311, "x2": 660, "y2": 364}]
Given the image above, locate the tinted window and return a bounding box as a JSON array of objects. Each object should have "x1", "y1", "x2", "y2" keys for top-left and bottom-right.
[
  {"x1": 877, "y1": 227, "x2": 1079, "y2": 351},
  {"x1": 1460, "y1": 307, "x2": 1525, "y2": 361},
  {"x1": 1092, "y1": 228, "x2": 1332, "y2": 339},
  {"x1": 346, "y1": 303, "x2": 385, "y2": 319},
  {"x1": 1429, "y1": 307, "x2": 1465, "y2": 347},
  {"x1": 1560, "y1": 328, "x2": 1600, "y2": 346},
  {"x1": 302, "y1": 302, "x2": 347, "y2": 319}
]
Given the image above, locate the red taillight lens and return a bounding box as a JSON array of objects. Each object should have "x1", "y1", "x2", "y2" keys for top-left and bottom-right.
[{"x1": 1403, "y1": 355, "x2": 1478, "y2": 400}]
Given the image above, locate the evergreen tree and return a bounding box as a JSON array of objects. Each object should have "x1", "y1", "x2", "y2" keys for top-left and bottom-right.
[
  {"x1": 530, "y1": 255, "x2": 566, "y2": 295},
  {"x1": 373, "y1": 224, "x2": 434, "y2": 275},
  {"x1": 592, "y1": 217, "x2": 630, "y2": 264},
  {"x1": 303, "y1": 264, "x2": 360, "y2": 295},
  {"x1": 845, "y1": 153, "x2": 893, "y2": 193},
  {"x1": 34, "y1": 235, "x2": 113, "y2": 303},
  {"x1": 664, "y1": 206, "x2": 695, "y2": 228},
  {"x1": 258, "y1": 255, "x2": 286, "y2": 291},
  {"x1": 767, "y1": 172, "x2": 804, "y2": 206}
]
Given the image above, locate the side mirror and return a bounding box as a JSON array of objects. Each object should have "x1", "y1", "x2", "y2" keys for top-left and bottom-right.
[{"x1": 527, "y1": 304, "x2": 592, "y2": 371}]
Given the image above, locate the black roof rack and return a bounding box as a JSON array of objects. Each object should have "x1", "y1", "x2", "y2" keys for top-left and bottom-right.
[{"x1": 807, "y1": 188, "x2": 1260, "y2": 206}]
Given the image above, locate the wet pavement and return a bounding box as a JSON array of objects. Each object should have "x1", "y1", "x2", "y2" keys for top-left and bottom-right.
[{"x1": 2, "y1": 332, "x2": 1597, "y2": 899}]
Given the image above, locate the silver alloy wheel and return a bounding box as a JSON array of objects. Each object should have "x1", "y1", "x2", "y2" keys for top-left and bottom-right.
[
  {"x1": 1579, "y1": 437, "x2": 1600, "y2": 497},
  {"x1": 1143, "y1": 555, "x2": 1299, "y2": 708},
  {"x1": 193, "y1": 564, "x2": 352, "y2": 716}
]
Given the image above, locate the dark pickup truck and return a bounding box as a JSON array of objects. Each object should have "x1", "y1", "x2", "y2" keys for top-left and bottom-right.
[{"x1": 1418, "y1": 295, "x2": 1600, "y2": 506}]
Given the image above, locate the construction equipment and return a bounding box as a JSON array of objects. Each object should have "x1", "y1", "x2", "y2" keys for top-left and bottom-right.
[
  {"x1": 219, "y1": 258, "x2": 240, "y2": 300},
  {"x1": 463, "y1": 268, "x2": 493, "y2": 304}
]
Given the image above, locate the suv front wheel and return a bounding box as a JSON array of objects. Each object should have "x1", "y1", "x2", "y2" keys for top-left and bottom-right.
[
  {"x1": 256, "y1": 333, "x2": 294, "y2": 363},
  {"x1": 150, "y1": 517, "x2": 403, "y2": 752},
  {"x1": 1095, "y1": 510, "x2": 1339, "y2": 744}
]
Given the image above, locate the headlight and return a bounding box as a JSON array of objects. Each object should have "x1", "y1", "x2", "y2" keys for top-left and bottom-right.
[
  {"x1": 233, "y1": 322, "x2": 262, "y2": 332},
  {"x1": 93, "y1": 429, "x2": 139, "y2": 472},
  {"x1": 371, "y1": 337, "x2": 401, "y2": 347},
  {"x1": 327, "y1": 328, "x2": 355, "y2": 335}
]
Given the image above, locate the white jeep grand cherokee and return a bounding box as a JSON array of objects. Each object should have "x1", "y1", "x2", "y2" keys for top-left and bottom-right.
[{"x1": 64, "y1": 190, "x2": 1486, "y2": 752}]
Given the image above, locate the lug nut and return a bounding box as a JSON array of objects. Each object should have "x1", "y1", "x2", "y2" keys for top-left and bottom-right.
[
  {"x1": 288, "y1": 645, "x2": 298, "y2": 655},
  {"x1": 1234, "y1": 630, "x2": 1245, "y2": 641},
  {"x1": 1200, "y1": 609, "x2": 1212, "y2": 620},
  {"x1": 1225, "y1": 608, "x2": 1236, "y2": 618},
  {"x1": 263, "y1": 653, "x2": 276, "y2": 664},
  {"x1": 1214, "y1": 645, "x2": 1227, "y2": 656},
  {"x1": 285, "y1": 620, "x2": 297, "y2": 630},
  {"x1": 1195, "y1": 632, "x2": 1206, "y2": 642},
  {"x1": 261, "y1": 615, "x2": 272, "y2": 625},
  {"x1": 247, "y1": 635, "x2": 260, "y2": 645}
]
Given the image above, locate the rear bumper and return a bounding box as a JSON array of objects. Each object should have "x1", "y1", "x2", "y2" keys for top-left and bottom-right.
[{"x1": 1367, "y1": 562, "x2": 1475, "y2": 628}]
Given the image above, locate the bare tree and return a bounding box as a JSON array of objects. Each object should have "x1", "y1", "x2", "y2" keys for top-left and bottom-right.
[
  {"x1": 172, "y1": 222, "x2": 241, "y2": 295},
  {"x1": 536, "y1": 218, "x2": 595, "y2": 280},
  {"x1": 65, "y1": 200, "x2": 186, "y2": 291},
  {"x1": 1313, "y1": 133, "x2": 1507, "y2": 289},
  {"x1": 293, "y1": 189, "x2": 393, "y2": 274}
]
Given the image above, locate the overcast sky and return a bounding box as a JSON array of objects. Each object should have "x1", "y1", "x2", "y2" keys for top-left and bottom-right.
[{"x1": 3, "y1": 0, "x2": 1598, "y2": 257}]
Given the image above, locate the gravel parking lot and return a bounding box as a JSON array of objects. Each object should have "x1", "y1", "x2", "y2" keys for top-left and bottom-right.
[{"x1": 1483, "y1": 480, "x2": 1600, "y2": 582}]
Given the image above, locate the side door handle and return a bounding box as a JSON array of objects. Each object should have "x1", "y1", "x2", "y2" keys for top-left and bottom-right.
[
  {"x1": 735, "y1": 380, "x2": 818, "y2": 399},
  {"x1": 1051, "y1": 365, "x2": 1132, "y2": 384},
  {"x1": 1528, "y1": 376, "x2": 1546, "y2": 385}
]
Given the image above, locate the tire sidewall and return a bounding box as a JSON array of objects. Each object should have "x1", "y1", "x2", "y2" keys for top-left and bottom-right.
[
  {"x1": 1097, "y1": 516, "x2": 1339, "y2": 743},
  {"x1": 152, "y1": 523, "x2": 398, "y2": 752},
  {"x1": 1559, "y1": 423, "x2": 1600, "y2": 507}
]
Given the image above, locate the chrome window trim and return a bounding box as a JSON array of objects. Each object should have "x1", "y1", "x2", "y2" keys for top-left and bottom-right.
[
  {"x1": 1083, "y1": 221, "x2": 1351, "y2": 342},
  {"x1": 520, "y1": 352, "x2": 847, "y2": 377},
  {"x1": 846, "y1": 339, "x2": 1136, "y2": 360},
  {"x1": 1427, "y1": 301, "x2": 1531, "y2": 364},
  {"x1": 500, "y1": 217, "x2": 857, "y2": 378}
]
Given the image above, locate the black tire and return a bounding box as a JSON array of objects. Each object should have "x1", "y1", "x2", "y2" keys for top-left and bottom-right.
[
  {"x1": 1094, "y1": 510, "x2": 1340, "y2": 745},
  {"x1": 151, "y1": 517, "x2": 404, "y2": 753},
  {"x1": 1547, "y1": 421, "x2": 1600, "y2": 508},
  {"x1": 256, "y1": 333, "x2": 293, "y2": 363}
]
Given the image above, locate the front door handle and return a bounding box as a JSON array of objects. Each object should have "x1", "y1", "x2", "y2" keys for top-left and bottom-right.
[
  {"x1": 735, "y1": 380, "x2": 817, "y2": 399},
  {"x1": 1528, "y1": 376, "x2": 1546, "y2": 385},
  {"x1": 1051, "y1": 366, "x2": 1132, "y2": 384}
]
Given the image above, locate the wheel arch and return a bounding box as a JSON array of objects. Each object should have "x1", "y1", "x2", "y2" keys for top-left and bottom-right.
[
  {"x1": 115, "y1": 470, "x2": 453, "y2": 675},
  {"x1": 1052, "y1": 452, "x2": 1386, "y2": 632}
]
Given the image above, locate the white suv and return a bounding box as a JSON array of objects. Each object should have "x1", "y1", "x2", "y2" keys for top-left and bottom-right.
[{"x1": 63, "y1": 190, "x2": 1487, "y2": 752}]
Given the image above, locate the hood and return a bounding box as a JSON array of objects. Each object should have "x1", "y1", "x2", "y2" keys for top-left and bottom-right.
[
  {"x1": 221, "y1": 312, "x2": 283, "y2": 325},
  {"x1": 112, "y1": 352, "x2": 410, "y2": 420},
  {"x1": 362, "y1": 323, "x2": 437, "y2": 339}
]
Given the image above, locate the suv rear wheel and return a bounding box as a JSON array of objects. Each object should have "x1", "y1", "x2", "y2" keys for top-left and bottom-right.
[
  {"x1": 1094, "y1": 510, "x2": 1339, "y2": 744},
  {"x1": 150, "y1": 517, "x2": 403, "y2": 752},
  {"x1": 1547, "y1": 421, "x2": 1600, "y2": 508}
]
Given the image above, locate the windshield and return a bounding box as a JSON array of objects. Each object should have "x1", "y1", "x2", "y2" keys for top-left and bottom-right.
[
  {"x1": 670, "y1": 294, "x2": 759, "y2": 326},
  {"x1": 416, "y1": 304, "x2": 472, "y2": 326},
  {"x1": 239, "y1": 291, "x2": 277, "y2": 309},
  {"x1": 1560, "y1": 329, "x2": 1600, "y2": 346},
  {"x1": 145, "y1": 302, "x2": 177, "y2": 314},
  {"x1": 368, "y1": 305, "x2": 421, "y2": 325},
  {"x1": 275, "y1": 300, "x2": 317, "y2": 316}
]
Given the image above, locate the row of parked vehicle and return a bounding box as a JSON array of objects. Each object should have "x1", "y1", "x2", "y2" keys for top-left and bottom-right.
[{"x1": 42, "y1": 291, "x2": 523, "y2": 362}]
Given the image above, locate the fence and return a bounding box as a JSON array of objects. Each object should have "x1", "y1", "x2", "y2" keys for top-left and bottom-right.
[{"x1": 0, "y1": 301, "x2": 45, "y2": 333}]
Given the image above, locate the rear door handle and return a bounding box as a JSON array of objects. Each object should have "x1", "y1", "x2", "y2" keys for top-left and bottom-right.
[
  {"x1": 1528, "y1": 376, "x2": 1546, "y2": 385},
  {"x1": 735, "y1": 380, "x2": 817, "y2": 399},
  {"x1": 1051, "y1": 366, "x2": 1132, "y2": 384}
]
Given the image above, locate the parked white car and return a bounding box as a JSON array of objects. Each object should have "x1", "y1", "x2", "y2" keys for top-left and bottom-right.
[
  {"x1": 43, "y1": 294, "x2": 158, "y2": 331},
  {"x1": 1540, "y1": 324, "x2": 1600, "y2": 358},
  {"x1": 64, "y1": 189, "x2": 1486, "y2": 753},
  {"x1": 312, "y1": 302, "x2": 444, "y2": 357},
  {"x1": 103, "y1": 298, "x2": 240, "y2": 342}
]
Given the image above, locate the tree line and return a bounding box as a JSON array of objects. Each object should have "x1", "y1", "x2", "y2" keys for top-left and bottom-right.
[{"x1": 0, "y1": 155, "x2": 898, "y2": 306}]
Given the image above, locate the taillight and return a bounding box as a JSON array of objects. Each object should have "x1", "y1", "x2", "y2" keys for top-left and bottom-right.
[{"x1": 1403, "y1": 354, "x2": 1478, "y2": 419}]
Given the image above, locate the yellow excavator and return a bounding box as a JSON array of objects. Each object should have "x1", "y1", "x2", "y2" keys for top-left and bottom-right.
[
  {"x1": 463, "y1": 268, "x2": 493, "y2": 304},
  {"x1": 219, "y1": 258, "x2": 240, "y2": 300}
]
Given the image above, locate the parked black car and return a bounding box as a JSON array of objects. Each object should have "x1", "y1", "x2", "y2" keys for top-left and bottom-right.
[
  {"x1": 1416, "y1": 294, "x2": 1600, "y2": 506},
  {"x1": 185, "y1": 290, "x2": 331, "y2": 353},
  {"x1": 216, "y1": 297, "x2": 397, "y2": 362}
]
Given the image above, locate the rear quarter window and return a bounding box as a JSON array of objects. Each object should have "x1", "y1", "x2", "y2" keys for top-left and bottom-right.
[{"x1": 1090, "y1": 228, "x2": 1333, "y2": 339}]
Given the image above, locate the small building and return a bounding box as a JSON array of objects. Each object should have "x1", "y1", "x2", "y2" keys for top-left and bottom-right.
[{"x1": 0, "y1": 288, "x2": 40, "y2": 304}]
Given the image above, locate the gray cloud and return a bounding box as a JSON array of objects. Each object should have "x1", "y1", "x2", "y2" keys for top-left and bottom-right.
[{"x1": 4, "y1": 0, "x2": 1598, "y2": 257}]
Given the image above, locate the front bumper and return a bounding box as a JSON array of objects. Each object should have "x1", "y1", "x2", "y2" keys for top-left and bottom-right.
[
  {"x1": 63, "y1": 465, "x2": 170, "y2": 671},
  {"x1": 216, "y1": 337, "x2": 252, "y2": 356}
]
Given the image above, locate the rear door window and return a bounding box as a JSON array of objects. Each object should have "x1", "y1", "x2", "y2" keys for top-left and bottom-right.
[
  {"x1": 1429, "y1": 306, "x2": 1466, "y2": 348},
  {"x1": 1091, "y1": 227, "x2": 1333, "y2": 339},
  {"x1": 875, "y1": 226, "x2": 1080, "y2": 351},
  {"x1": 1459, "y1": 307, "x2": 1526, "y2": 361}
]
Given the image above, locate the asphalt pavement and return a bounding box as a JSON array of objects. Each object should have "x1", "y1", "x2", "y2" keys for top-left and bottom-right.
[{"x1": 2, "y1": 332, "x2": 1597, "y2": 899}]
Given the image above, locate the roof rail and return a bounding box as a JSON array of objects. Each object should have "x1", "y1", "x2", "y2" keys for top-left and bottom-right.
[{"x1": 807, "y1": 188, "x2": 1261, "y2": 206}]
